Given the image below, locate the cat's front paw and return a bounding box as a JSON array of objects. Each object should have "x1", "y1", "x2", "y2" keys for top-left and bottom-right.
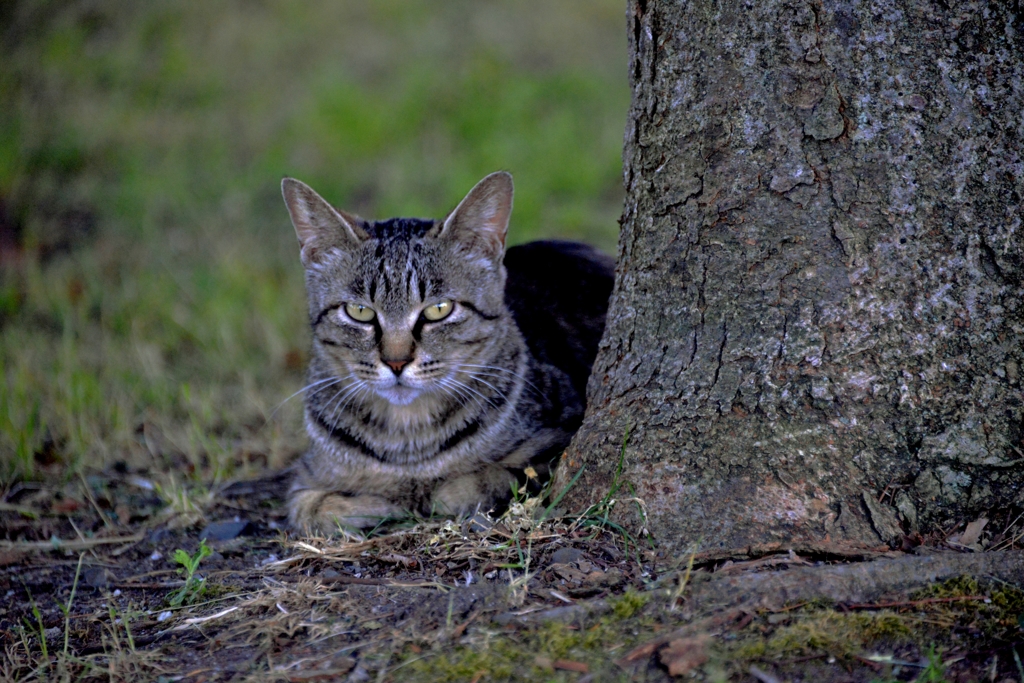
[
  {"x1": 430, "y1": 467, "x2": 516, "y2": 517},
  {"x1": 289, "y1": 489, "x2": 404, "y2": 534}
]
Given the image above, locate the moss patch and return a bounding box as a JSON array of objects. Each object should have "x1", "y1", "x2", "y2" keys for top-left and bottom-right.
[
  {"x1": 400, "y1": 608, "x2": 658, "y2": 682},
  {"x1": 713, "y1": 576, "x2": 1024, "y2": 681}
]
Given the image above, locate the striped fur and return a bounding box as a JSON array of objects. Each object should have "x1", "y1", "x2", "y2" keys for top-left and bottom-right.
[{"x1": 281, "y1": 172, "x2": 613, "y2": 533}]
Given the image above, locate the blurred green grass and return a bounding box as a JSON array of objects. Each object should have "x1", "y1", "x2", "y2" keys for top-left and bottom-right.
[{"x1": 0, "y1": 1, "x2": 628, "y2": 486}]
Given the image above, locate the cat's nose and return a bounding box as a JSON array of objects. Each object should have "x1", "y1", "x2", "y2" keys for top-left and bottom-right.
[{"x1": 385, "y1": 358, "x2": 411, "y2": 375}]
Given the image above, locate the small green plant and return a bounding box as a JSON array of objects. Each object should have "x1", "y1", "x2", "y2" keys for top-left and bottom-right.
[
  {"x1": 153, "y1": 476, "x2": 207, "y2": 525},
  {"x1": 59, "y1": 554, "x2": 84, "y2": 658},
  {"x1": 669, "y1": 543, "x2": 700, "y2": 611},
  {"x1": 870, "y1": 646, "x2": 949, "y2": 683},
  {"x1": 509, "y1": 476, "x2": 527, "y2": 507},
  {"x1": 610, "y1": 589, "x2": 649, "y2": 619},
  {"x1": 13, "y1": 555, "x2": 84, "y2": 679},
  {"x1": 915, "y1": 647, "x2": 948, "y2": 683},
  {"x1": 168, "y1": 539, "x2": 213, "y2": 607},
  {"x1": 568, "y1": 426, "x2": 651, "y2": 559},
  {"x1": 541, "y1": 462, "x2": 585, "y2": 522},
  {"x1": 23, "y1": 595, "x2": 48, "y2": 661},
  {"x1": 107, "y1": 603, "x2": 137, "y2": 652}
]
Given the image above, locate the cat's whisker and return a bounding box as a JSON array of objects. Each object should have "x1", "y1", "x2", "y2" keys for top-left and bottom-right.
[
  {"x1": 336, "y1": 381, "x2": 371, "y2": 421},
  {"x1": 467, "y1": 375, "x2": 540, "y2": 404},
  {"x1": 443, "y1": 377, "x2": 505, "y2": 411},
  {"x1": 467, "y1": 373, "x2": 534, "y2": 424},
  {"x1": 319, "y1": 379, "x2": 366, "y2": 426},
  {"x1": 317, "y1": 387, "x2": 348, "y2": 426},
  {"x1": 464, "y1": 370, "x2": 524, "y2": 393},
  {"x1": 436, "y1": 377, "x2": 468, "y2": 403},
  {"x1": 441, "y1": 380, "x2": 504, "y2": 423},
  {"x1": 329, "y1": 381, "x2": 370, "y2": 426},
  {"x1": 453, "y1": 363, "x2": 545, "y2": 398},
  {"x1": 326, "y1": 385, "x2": 367, "y2": 429},
  {"x1": 438, "y1": 378, "x2": 481, "y2": 410},
  {"x1": 321, "y1": 386, "x2": 348, "y2": 425},
  {"x1": 451, "y1": 363, "x2": 529, "y2": 378},
  {"x1": 463, "y1": 373, "x2": 513, "y2": 403},
  {"x1": 462, "y1": 369, "x2": 535, "y2": 398},
  {"x1": 266, "y1": 376, "x2": 344, "y2": 423}
]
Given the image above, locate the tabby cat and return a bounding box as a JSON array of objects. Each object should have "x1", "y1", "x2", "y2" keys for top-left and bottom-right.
[{"x1": 281, "y1": 172, "x2": 613, "y2": 533}]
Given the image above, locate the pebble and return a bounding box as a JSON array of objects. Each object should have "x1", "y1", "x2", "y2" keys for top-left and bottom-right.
[
  {"x1": 200, "y1": 519, "x2": 252, "y2": 541},
  {"x1": 461, "y1": 513, "x2": 494, "y2": 534},
  {"x1": 550, "y1": 547, "x2": 585, "y2": 565},
  {"x1": 82, "y1": 567, "x2": 115, "y2": 589},
  {"x1": 347, "y1": 665, "x2": 371, "y2": 683}
]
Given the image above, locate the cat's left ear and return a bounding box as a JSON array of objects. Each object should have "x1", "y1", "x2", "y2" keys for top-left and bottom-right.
[
  {"x1": 282, "y1": 178, "x2": 368, "y2": 266},
  {"x1": 436, "y1": 172, "x2": 513, "y2": 261}
]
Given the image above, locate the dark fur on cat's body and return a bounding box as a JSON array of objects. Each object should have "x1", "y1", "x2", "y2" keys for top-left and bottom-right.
[{"x1": 281, "y1": 172, "x2": 612, "y2": 533}]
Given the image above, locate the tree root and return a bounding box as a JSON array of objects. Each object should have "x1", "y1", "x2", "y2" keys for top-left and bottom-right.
[
  {"x1": 615, "y1": 549, "x2": 1024, "y2": 667},
  {"x1": 499, "y1": 549, "x2": 1024, "y2": 632},
  {"x1": 685, "y1": 549, "x2": 1024, "y2": 612}
]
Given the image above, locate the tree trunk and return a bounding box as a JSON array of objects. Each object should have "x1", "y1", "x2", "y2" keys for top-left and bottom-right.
[{"x1": 556, "y1": 0, "x2": 1024, "y2": 555}]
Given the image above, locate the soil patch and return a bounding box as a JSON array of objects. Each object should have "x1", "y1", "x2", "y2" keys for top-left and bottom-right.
[{"x1": 4, "y1": 471, "x2": 1024, "y2": 682}]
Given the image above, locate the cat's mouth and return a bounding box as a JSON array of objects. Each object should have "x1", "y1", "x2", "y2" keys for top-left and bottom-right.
[{"x1": 375, "y1": 384, "x2": 422, "y2": 406}]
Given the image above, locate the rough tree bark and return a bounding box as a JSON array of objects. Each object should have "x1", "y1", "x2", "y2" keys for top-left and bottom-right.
[{"x1": 555, "y1": 0, "x2": 1024, "y2": 554}]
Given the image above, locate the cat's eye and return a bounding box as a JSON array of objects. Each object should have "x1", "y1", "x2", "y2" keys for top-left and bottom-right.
[
  {"x1": 344, "y1": 302, "x2": 376, "y2": 323},
  {"x1": 422, "y1": 299, "x2": 453, "y2": 322}
]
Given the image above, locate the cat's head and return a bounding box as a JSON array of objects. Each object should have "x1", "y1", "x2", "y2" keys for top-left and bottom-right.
[{"x1": 281, "y1": 172, "x2": 516, "y2": 407}]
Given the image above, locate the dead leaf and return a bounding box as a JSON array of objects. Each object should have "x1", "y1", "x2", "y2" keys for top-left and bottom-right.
[
  {"x1": 659, "y1": 635, "x2": 710, "y2": 677},
  {"x1": 0, "y1": 549, "x2": 27, "y2": 567},
  {"x1": 960, "y1": 517, "x2": 989, "y2": 547},
  {"x1": 585, "y1": 568, "x2": 625, "y2": 586},
  {"x1": 286, "y1": 656, "x2": 355, "y2": 680},
  {"x1": 553, "y1": 659, "x2": 589, "y2": 673},
  {"x1": 52, "y1": 498, "x2": 81, "y2": 514},
  {"x1": 452, "y1": 611, "x2": 479, "y2": 638},
  {"x1": 552, "y1": 564, "x2": 588, "y2": 583},
  {"x1": 114, "y1": 504, "x2": 132, "y2": 525}
]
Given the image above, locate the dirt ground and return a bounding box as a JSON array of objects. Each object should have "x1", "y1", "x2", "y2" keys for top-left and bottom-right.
[{"x1": 4, "y1": 468, "x2": 1024, "y2": 683}]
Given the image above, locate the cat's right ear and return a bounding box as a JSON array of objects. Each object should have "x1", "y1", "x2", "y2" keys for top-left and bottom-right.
[
  {"x1": 281, "y1": 178, "x2": 368, "y2": 265},
  {"x1": 435, "y1": 171, "x2": 513, "y2": 263}
]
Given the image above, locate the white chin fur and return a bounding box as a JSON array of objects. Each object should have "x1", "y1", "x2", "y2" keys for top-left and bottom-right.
[{"x1": 376, "y1": 385, "x2": 422, "y2": 406}]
